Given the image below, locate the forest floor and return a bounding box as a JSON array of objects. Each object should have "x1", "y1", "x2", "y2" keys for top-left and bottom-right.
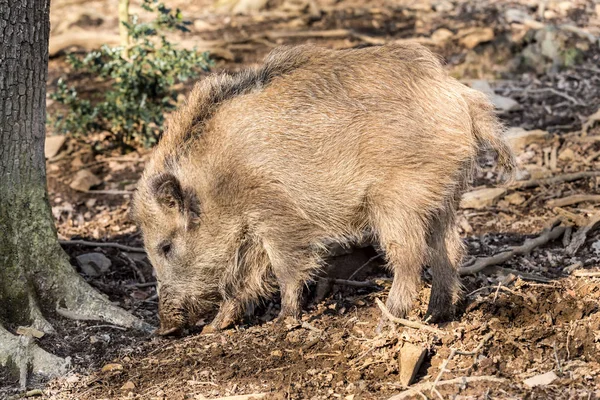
[{"x1": 3, "y1": 0, "x2": 600, "y2": 399}]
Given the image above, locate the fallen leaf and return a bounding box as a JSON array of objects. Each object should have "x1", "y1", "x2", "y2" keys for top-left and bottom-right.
[
  {"x1": 16, "y1": 326, "x2": 45, "y2": 339},
  {"x1": 101, "y1": 363, "x2": 123, "y2": 372}
]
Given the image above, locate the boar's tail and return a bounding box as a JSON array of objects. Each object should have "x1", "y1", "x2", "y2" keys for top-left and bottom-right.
[{"x1": 464, "y1": 88, "x2": 517, "y2": 183}]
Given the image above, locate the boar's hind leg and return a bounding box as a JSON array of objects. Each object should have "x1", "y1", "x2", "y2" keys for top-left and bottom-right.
[
  {"x1": 372, "y1": 210, "x2": 428, "y2": 318},
  {"x1": 425, "y1": 212, "x2": 463, "y2": 322}
]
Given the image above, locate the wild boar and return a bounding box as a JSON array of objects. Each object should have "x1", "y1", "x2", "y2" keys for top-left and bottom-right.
[{"x1": 132, "y1": 42, "x2": 515, "y2": 335}]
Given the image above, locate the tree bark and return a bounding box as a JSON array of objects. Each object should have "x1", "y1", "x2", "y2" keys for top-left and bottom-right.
[{"x1": 0, "y1": 0, "x2": 150, "y2": 388}]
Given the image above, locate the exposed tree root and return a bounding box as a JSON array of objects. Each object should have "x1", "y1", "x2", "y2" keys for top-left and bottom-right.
[
  {"x1": 0, "y1": 326, "x2": 70, "y2": 389},
  {"x1": 49, "y1": 259, "x2": 154, "y2": 332}
]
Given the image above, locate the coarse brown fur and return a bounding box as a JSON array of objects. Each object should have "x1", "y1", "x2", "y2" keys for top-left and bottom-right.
[{"x1": 131, "y1": 42, "x2": 516, "y2": 335}]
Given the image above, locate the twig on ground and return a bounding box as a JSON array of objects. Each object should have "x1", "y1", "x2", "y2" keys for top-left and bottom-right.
[
  {"x1": 301, "y1": 321, "x2": 323, "y2": 334},
  {"x1": 566, "y1": 214, "x2": 600, "y2": 255},
  {"x1": 572, "y1": 270, "x2": 600, "y2": 277},
  {"x1": 459, "y1": 223, "x2": 566, "y2": 276},
  {"x1": 332, "y1": 278, "x2": 380, "y2": 288},
  {"x1": 59, "y1": 239, "x2": 145, "y2": 253},
  {"x1": 526, "y1": 88, "x2": 581, "y2": 105},
  {"x1": 547, "y1": 194, "x2": 600, "y2": 208},
  {"x1": 511, "y1": 171, "x2": 600, "y2": 189},
  {"x1": 374, "y1": 298, "x2": 444, "y2": 335},
  {"x1": 85, "y1": 324, "x2": 127, "y2": 331},
  {"x1": 203, "y1": 394, "x2": 267, "y2": 400},
  {"x1": 387, "y1": 376, "x2": 506, "y2": 400},
  {"x1": 585, "y1": 150, "x2": 600, "y2": 164},
  {"x1": 431, "y1": 332, "x2": 494, "y2": 394},
  {"x1": 564, "y1": 261, "x2": 583, "y2": 274},
  {"x1": 125, "y1": 281, "x2": 157, "y2": 288},
  {"x1": 348, "y1": 255, "x2": 381, "y2": 280}
]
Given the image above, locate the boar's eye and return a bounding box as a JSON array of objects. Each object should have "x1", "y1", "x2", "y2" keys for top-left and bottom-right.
[{"x1": 158, "y1": 240, "x2": 173, "y2": 257}]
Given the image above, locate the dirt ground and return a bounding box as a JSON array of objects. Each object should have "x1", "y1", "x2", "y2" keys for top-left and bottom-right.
[{"x1": 2, "y1": 0, "x2": 600, "y2": 399}]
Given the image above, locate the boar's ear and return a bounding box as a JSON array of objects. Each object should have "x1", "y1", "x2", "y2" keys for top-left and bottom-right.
[
  {"x1": 150, "y1": 173, "x2": 184, "y2": 211},
  {"x1": 183, "y1": 188, "x2": 201, "y2": 228}
]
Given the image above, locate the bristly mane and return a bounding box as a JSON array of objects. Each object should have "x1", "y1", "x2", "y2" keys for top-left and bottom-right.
[{"x1": 155, "y1": 45, "x2": 319, "y2": 165}]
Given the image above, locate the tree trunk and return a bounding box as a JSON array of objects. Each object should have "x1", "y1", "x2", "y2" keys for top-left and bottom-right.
[{"x1": 0, "y1": 0, "x2": 150, "y2": 388}]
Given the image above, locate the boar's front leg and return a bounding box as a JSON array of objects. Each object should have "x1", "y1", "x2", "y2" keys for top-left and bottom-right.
[
  {"x1": 270, "y1": 249, "x2": 320, "y2": 321},
  {"x1": 209, "y1": 299, "x2": 242, "y2": 331}
]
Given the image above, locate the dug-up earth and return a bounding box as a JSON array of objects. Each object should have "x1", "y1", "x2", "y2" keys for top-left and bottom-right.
[{"x1": 3, "y1": 0, "x2": 600, "y2": 399}]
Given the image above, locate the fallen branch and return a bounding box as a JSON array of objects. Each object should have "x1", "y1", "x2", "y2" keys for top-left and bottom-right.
[
  {"x1": 512, "y1": 171, "x2": 600, "y2": 189},
  {"x1": 59, "y1": 239, "x2": 145, "y2": 253},
  {"x1": 547, "y1": 194, "x2": 600, "y2": 208},
  {"x1": 388, "y1": 376, "x2": 507, "y2": 400},
  {"x1": 566, "y1": 214, "x2": 600, "y2": 255},
  {"x1": 573, "y1": 270, "x2": 600, "y2": 277},
  {"x1": 375, "y1": 298, "x2": 444, "y2": 335},
  {"x1": 459, "y1": 224, "x2": 566, "y2": 276}
]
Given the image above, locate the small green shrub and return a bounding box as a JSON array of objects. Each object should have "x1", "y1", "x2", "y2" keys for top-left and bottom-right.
[{"x1": 50, "y1": 0, "x2": 212, "y2": 148}]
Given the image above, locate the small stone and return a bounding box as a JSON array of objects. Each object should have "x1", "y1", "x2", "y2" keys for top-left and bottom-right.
[
  {"x1": 398, "y1": 342, "x2": 427, "y2": 386},
  {"x1": 271, "y1": 349, "x2": 283, "y2": 357},
  {"x1": 90, "y1": 335, "x2": 98, "y2": 344},
  {"x1": 457, "y1": 27, "x2": 495, "y2": 49},
  {"x1": 470, "y1": 80, "x2": 519, "y2": 112},
  {"x1": 504, "y1": 127, "x2": 552, "y2": 152},
  {"x1": 558, "y1": 148, "x2": 575, "y2": 161},
  {"x1": 524, "y1": 165, "x2": 552, "y2": 180},
  {"x1": 121, "y1": 380, "x2": 136, "y2": 391},
  {"x1": 504, "y1": 192, "x2": 526, "y2": 205},
  {"x1": 101, "y1": 363, "x2": 123, "y2": 372},
  {"x1": 460, "y1": 188, "x2": 507, "y2": 209},
  {"x1": 76, "y1": 253, "x2": 111, "y2": 277},
  {"x1": 523, "y1": 371, "x2": 558, "y2": 387},
  {"x1": 430, "y1": 28, "x2": 453, "y2": 44},
  {"x1": 45, "y1": 135, "x2": 66, "y2": 159},
  {"x1": 231, "y1": 0, "x2": 269, "y2": 14},
  {"x1": 69, "y1": 169, "x2": 101, "y2": 192}
]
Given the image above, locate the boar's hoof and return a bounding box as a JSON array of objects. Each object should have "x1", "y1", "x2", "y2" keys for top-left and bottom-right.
[{"x1": 156, "y1": 326, "x2": 182, "y2": 336}]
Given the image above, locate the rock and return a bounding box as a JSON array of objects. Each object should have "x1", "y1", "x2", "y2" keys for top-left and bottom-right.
[
  {"x1": 232, "y1": 0, "x2": 269, "y2": 14},
  {"x1": 16, "y1": 326, "x2": 45, "y2": 338},
  {"x1": 101, "y1": 363, "x2": 123, "y2": 372},
  {"x1": 504, "y1": 127, "x2": 552, "y2": 152},
  {"x1": 457, "y1": 27, "x2": 495, "y2": 49},
  {"x1": 460, "y1": 188, "x2": 507, "y2": 209},
  {"x1": 524, "y1": 165, "x2": 552, "y2": 180},
  {"x1": 504, "y1": 192, "x2": 526, "y2": 205},
  {"x1": 470, "y1": 80, "x2": 519, "y2": 112},
  {"x1": 76, "y1": 253, "x2": 111, "y2": 277},
  {"x1": 523, "y1": 371, "x2": 558, "y2": 388},
  {"x1": 433, "y1": 0, "x2": 453, "y2": 12},
  {"x1": 45, "y1": 135, "x2": 66, "y2": 159},
  {"x1": 121, "y1": 380, "x2": 136, "y2": 391},
  {"x1": 69, "y1": 169, "x2": 101, "y2": 192},
  {"x1": 505, "y1": 8, "x2": 531, "y2": 24},
  {"x1": 430, "y1": 28, "x2": 453, "y2": 44},
  {"x1": 558, "y1": 148, "x2": 575, "y2": 161},
  {"x1": 398, "y1": 342, "x2": 427, "y2": 386}
]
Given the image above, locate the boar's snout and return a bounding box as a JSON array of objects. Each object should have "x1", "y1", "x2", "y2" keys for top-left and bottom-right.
[{"x1": 156, "y1": 291, "x2": 187, "y2": 336}]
